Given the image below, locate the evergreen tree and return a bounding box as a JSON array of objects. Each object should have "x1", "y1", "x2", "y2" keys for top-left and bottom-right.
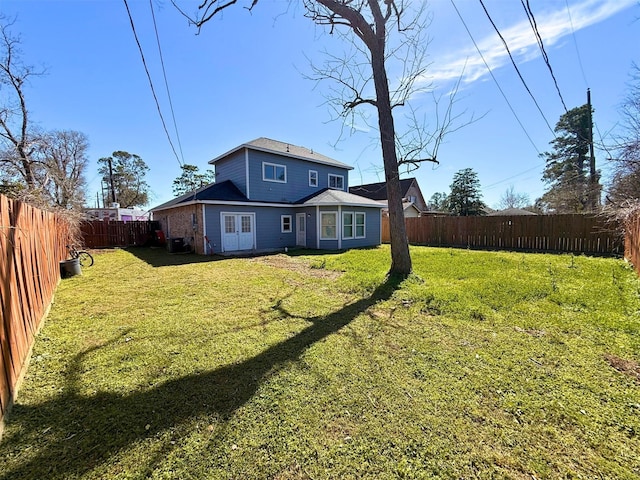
[
  {"x1": 447, "y1": 168, "x2": 485, "y2": 216},
  {"x1": 172, "y1": 164, "x2": 215, "y2": 197},
  {"x1": 98, "y1": 151, "x2": 150, "y2": 208},
  {"x1": 539, "y1": 104, "x2": 600, "y2": 212}
]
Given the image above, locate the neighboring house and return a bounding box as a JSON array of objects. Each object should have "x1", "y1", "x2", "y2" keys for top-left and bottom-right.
[
  {"x1": 151, "y1": 138, "x2": 384, "y2": 254},
  {"x1": 85, "y1": 203, "x2": 151, "y2": 221},
  {"x1": 349, "y1": 177, "x2": 428, "y2": 216}
]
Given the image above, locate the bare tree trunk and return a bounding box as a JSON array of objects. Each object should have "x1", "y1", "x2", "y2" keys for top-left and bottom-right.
[{"x1": 370, "y1": 47, "x2": 411, "y2": 276}]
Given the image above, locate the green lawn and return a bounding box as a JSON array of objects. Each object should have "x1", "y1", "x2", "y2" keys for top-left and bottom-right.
[{"x1": 1, "y1": 246, "x2": 639, "y2": 479}]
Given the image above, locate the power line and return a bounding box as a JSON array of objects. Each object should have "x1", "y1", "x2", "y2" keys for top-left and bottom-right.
[
  {"x1": 450, "y1": 0, "x2": 542, "y2": 155},
  {"x1": 564, "y1": 0, "x2": 589, "y2": 89},
  {"x1": 478, "y1": 0, "x2": 556, "y2": 135},
  {"x1": 122, "y1": 0, "x2": 182, "y2": 166},
  {"x1": 520, "y1": 0, "x2": 568, "y2": 112},
  {"x1": 149, "y1": 0, "x2": 185, "y2": 165}
]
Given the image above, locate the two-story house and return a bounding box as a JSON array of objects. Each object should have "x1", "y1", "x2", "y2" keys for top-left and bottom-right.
[{"x1": 152, "y1": 138, "x2": 384, "y2": 254}]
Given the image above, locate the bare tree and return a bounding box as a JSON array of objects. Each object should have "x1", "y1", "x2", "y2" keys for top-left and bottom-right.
[
  {"x1": 34, "y1": 130, "x2": 89, "y2": 209},
  {"x1": 0, "y1": 16, "x2": 44, "y2": 191},
  {"x1": 497, "y1": 185, "x2": 530, "y2": 210},
  {"x1": 608, "y1": 63, "x2": 640, "y2": 206},
  {"x1": 173, "y1": 0, "x2": 460, "y2": 276}
]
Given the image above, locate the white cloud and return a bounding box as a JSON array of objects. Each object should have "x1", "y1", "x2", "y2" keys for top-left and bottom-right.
[{"x1": 424, "y1": 0, "x2": 636, "y2": 87}]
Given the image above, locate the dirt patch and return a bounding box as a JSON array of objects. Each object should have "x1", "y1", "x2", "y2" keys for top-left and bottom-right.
[
  {"x1": 514, "y1": 326, "x2": 546, "y2": 337},
  {"x1": 604, "y1": 353, "x2": 640, "y2": 383},
  {"x1": 249, "y1": 254, "x2": 342, "y2": 279}
]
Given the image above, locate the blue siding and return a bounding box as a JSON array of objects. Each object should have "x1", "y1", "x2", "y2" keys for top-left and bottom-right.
[
  {"x1": 214, "y1": 150, "x2": 247, "y2": 196},
  {"x1": 204, "y1": 204, "x2": 380, "y2": 253},
  {"x1": 247, "y1": 150, "x2": 350, "y2": 203},
  {"x1": 204, "y1": 204, "x2": 298, "y2": 253},
  {"x1": 341, "y1": 207, "x2": 382, "y2": 248},
  {"x1": 254, "y1": 207, "x2": 298, "y2": 250}
]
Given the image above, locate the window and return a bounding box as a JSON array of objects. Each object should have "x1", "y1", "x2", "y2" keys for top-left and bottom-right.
[
  {"x1": 320, "y1": 212, "x2": 337, "y2": 239},
  {"x1": 263, "y1": 162, "x2": 286, "y2": 183},
  {"x1": 224, "y1": 215, "x2": 235, "y2": 234},
  {"x1": 309, "y1": 170, "x2": 318, "y2": 187},
  {"x1": 328, "y1": 174, "x2": 344, "y2": 190},
  {"x1": 355, "y1": 212, "x2": 366, "y2": 238},
  {"x1": 281, "y1": 215, "x2": 292, "y2": 233},
  {"x1": 343, "y1": 212, "x2": 354, "y2": 239},
  {"x1": 241, "y1": 215, "x2": 252, "y2": 233}
]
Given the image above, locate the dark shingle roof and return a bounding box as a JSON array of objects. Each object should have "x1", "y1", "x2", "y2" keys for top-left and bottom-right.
[
  {"x1": 209, "y1": 137, "x2": 353, "y2": 170},
  {"x1": 348, "y1": 178, "x2": 416, "y2": 201},
  {"x1": 152, "y1": 180, "x2": 247, "y2": 211}
]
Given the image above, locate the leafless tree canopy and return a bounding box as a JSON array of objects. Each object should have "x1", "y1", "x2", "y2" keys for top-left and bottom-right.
[
  {"x1": 0, "y1": 16, "x2": 90, "y2": 214},
  {"x1": 34, "y1": 130, "x2": 89, "y2": 209},
  {"x1": 0, "y1": 16, "x2": 45, "y2": 190},
  {"x1": 608, "y1": 64, "x2": 640, "y2": 206},
  {"x1": 498, "y1": 185, "x2": 530, "y2": 210}
]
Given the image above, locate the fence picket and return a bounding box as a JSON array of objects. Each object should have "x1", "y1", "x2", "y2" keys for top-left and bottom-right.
[
  {"x1": 80, "y1": 220, "x2": 159, "y2": 248},
  {"x1": 0, "y1": 195, "x2": 70, "y2": 424},
  {"x1": 382, "y1": 214, "x2": 623, "y2": 256}
]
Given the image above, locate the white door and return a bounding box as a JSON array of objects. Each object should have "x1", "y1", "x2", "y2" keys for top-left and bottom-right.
[
  {"x1": 296, "y1": 213, "x2": 306, "y2": 247},
  {"x1": 222, "y1": 213, "x2": 255, "y2": 252},
  {"x1": 238, "y1": 214, "x2": 254, "y2": 250}
]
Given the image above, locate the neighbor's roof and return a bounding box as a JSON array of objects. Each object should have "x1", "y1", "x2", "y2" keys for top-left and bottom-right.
[
  {"x1": 298, "y1": 188, "x2": 385, "y2": 208},
  {"x1": 349, "y1": 178, "x2": 416, "y2": 201},
  {"x1": 151, "y1": 180, "x2": 247, "y2": 211},
  {"x1": 209, "y1": 137, "x2": 353, "y2": 170},
  {"x1": 487, "y1": 208, "x2": 537, "y2": 216}
]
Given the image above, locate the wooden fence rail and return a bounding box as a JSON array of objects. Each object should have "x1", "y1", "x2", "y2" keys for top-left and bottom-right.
[
  {"x1": 382, "y1": 214, "x2": 624, "y2": 256},
  {"x1": 80, "y1": 220, "x2": 159, "y2": 248},
  {"x1": 0, "y1": 195, "x2": 70, "y2": 423}
]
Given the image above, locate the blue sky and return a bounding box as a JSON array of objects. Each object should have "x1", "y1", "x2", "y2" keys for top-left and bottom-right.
[{"x1": 1, "y1": 0, "x2": 638, "y2": 210}]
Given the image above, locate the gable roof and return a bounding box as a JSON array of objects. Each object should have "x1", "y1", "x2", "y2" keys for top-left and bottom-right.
[
  {"x1": 348, "y1": 177, "x2": 417, "y2": 201},
  {"x1": 151, "y1": 180, "x2": 247, "y2": 211},
  {"x1": 209, "y1": 137, "x2": 354, "y2": 170},
  {"x1": 297, "y1": 188, "x2": 385, "y2": 208}
]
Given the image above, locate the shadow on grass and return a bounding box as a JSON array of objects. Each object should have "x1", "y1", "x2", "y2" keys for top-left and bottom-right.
[
  {"x1": 125, "y1": 246, "x2": 226, "y2": 267},
  {"x1": 1, "y1": 275, "x2": 403, "y2": 479},
  {"x1": 126, "y1": 246, "x2": 351, "y2": 267}
]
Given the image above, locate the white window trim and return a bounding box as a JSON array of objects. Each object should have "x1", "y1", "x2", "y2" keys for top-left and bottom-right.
[
  {"x1": 262, "y1": 162, "x2": 287, "y2": 183},
  {"x1": 309, "y1": 170, "x2": 318, "y2": 187},
  {"x1": 320, "y1": 211, "x2": 338, "y2": 240},
  {"x1": 328, "y1": 173, "x2": 344, "y2": 190},
  {"x1": 342, "y1": 211, "x2": 354, "y2": 240},
  {"x1": 281, "y1": 215, "x2": 292, "y2": 233},
  {"x1": 355, "y1": 212, "x2": 366, "y2": 239}
]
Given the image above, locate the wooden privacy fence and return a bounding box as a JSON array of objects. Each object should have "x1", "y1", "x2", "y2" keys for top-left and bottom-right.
[
  {"x1": 382, "y1": 214, "x2": 623, "y2": 256},
  {"x1": 0, "y1": 195, "x2": 70, "y2": 422},
  {"x1": 80, "y1": 220, "x2": 159, "y2": 248},
  {"x1": 625, "y1": 212, "x2": 640, "y2": 274}
]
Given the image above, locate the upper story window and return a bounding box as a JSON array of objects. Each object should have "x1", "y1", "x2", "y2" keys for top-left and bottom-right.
[
  {"x1": 328, "y1": 174, "x2": 344, "y2": 190},
  {"x1": 309, "y1": 170, "x2": 318, "y2": 187},
  {"x1": 263, "y1": 162, "x2": 286, "y2": 183}
]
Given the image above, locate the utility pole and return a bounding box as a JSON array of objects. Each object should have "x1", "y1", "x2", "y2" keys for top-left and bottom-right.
[
  {"x1": 107, "y1": 156, "x2": 117, "y2": 205},
  {"x1": 587, "y1": 88, "x2": 599, "y2": 211}
]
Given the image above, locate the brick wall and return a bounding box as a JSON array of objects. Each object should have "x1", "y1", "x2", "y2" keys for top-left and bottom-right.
[{"x1": 155, "y1": 204, "x2": 205, "y2": 254}]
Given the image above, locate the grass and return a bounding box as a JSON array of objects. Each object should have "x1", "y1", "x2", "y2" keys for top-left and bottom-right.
[{"x1": 1, "y1": 245, "x2": 639, "y2": 479}]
